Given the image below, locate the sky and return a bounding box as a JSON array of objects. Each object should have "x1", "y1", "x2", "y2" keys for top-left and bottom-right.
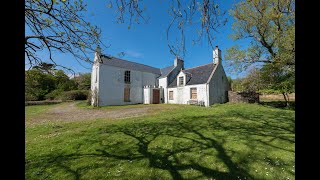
[{"x1": 26, "y1": 0, "x2": 250, "y2": 79}]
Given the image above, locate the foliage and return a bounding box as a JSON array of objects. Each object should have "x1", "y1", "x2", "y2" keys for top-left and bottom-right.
[
  {"x1": 230, "y1": 68, "x2": 262, "y2": 92},
  {"x1": 73, "y1": 73, "x2": 91, "y2": 90},
  {"x1": 25, "y1": 94, "x2": 39, "y2": 101},
  {"x1": 259, "y1": 64, "x2": 294, "y2": 94},
  {"x1": 26, "y1": 103, "x2": 295, "y2": 179},
  {"x1": 258, "y1": 63, "x2": 294, "y2": 105},
  {"x1": 86, "y1": 90, "x2": 92, "y2": 105},
  {"x1": 225, "y1": 0, "x2": 295, "y2": 72},
  {"x1": 57, "y1": 90, "x2": 89, "y2": 101},
  {"x1": 54, "y1": 70, "x2": 78, "y2": 91},
  {"x1": 25, "y1": 69, "x2": 81, "y2": 101},
  {"x1": 229, "y1": 62, "x2": 294, "y2": 106},
  {"x1": 44, "y1": 89, "x2": 64, "y2": 100},
  {"x1": 227, "y1": 76, "x2": 232, "y2": 89},
  {"x1": 25, "y1": 69, "x2": 56, "y2": 100},
  {"x1": 25, "y1": 0, "x2": 104, "y2": 70},
  {"x1": 25, "y1": 100, "x2": 62, "y2": 106}
]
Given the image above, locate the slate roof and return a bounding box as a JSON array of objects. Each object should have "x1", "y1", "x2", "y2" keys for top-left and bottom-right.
[
  {"x1": 159, "y1": 65, "x2": 174, "y2": 78},
  {"x1": 168, "y1": 63, "x2": 216, "y2": 88},
  {"x1": 100, "y1": 54, "x2": 161, "y2": 75}
]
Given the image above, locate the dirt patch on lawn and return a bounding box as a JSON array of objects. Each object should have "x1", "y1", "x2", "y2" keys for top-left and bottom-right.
[{"x1": 26, "y1": 102, "x2": 174, "y2": 126}]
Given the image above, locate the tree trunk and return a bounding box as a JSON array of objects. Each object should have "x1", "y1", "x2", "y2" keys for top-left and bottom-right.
[{"x1": 282, "y1": 92, "x2": 290, "y2": 107}]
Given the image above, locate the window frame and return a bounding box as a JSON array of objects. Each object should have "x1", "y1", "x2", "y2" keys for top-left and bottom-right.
[
  {"x1": 124, "y1": 70, "x2": 131, "y2": 84},
  {"x1": 190, "y1": 88, "x2": 197, "y2": 100},
  {"x1": 179, "y1": 76, "x2": 184, "y2": 86},
  {"x1": 169, "y1": 91, "x2": 174, "y2": 100}
]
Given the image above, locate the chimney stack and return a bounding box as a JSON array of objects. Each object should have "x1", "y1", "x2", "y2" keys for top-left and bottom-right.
[
  {"x1": 94, "y1": 45, "x2": 102, "y2": 63},
  {"x1": 213, "y1": 46, "x2": 221, "y2": 64},
  {"x1": 174, "y1": 57, "x2": 184, "y2": 69},
  {"x1": 95, "y1": 45, "x2": 101, "y2": 55}
]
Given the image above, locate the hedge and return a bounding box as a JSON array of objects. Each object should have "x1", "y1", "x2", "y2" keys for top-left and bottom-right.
[
  {"x1": 57, "y1": 90, "x2": 89, "y2": 101},
  {"x1": 25, "y1": 100, "x2": 62, "y2": 106}
]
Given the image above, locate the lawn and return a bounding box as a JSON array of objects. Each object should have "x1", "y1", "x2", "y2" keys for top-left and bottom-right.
[{"x1": 25, "y1": 102, "x2": 295, "y2": 179}]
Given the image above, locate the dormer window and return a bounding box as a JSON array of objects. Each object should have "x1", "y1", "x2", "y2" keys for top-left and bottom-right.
[
  {"x1": 124, "y1": 70, "x2": 130, "y2": 83},
  {"x1": 179, "y1": 76, "x2": 184, "y2": 86}
]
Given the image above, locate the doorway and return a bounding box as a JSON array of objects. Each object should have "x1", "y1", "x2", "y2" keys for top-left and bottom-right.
[{"x1": 152, "y1": 89, "x2": 160, "y2": 104}]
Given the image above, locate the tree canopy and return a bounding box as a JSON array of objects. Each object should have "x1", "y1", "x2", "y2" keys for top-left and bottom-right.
[
  {"x1": 225, "y1": 0, "x2": 295, "y2": 72},
  {"x1": 25, "y1": 69, "x2": 89, "y2": 101}
]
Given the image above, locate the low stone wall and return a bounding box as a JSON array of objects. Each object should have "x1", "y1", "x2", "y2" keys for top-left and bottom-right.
[{"x1": 228, "y1": 91, "x2": 260, "y2": 103}]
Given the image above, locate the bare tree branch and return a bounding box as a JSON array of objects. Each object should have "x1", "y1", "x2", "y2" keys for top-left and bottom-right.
[{"x1": 25, "y1": 0, "x2": 108, "y2": 71}]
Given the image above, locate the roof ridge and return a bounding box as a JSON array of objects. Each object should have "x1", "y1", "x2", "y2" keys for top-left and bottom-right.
[
  {"x1": 101, "y1": 54, "x2": 160, "y2": 70},
  {"x1": 183, "y1": 63, "x2": 213, "y2": 71}
]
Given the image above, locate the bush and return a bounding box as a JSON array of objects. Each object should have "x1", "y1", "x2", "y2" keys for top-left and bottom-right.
[
  {"x1": 45, "y1": 89, "x2": 64, "y2": 100},
  {"x1": 25, "y1": 93, "x2": 38, "y2": 101},
  {"x1": 87, "y1": 91, "x2": 92, "y2": 105},
  {"x1": 57, "y1": 90, "x2": 89, "y2": 101},
  {"x1": 25, "y1": 100, "x2": 62, "y2": 106}
]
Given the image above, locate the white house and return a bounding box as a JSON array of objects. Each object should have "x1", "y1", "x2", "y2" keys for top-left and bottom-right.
[{"x1": 91, "y1": 46, "x2": 230, "y2": 107}]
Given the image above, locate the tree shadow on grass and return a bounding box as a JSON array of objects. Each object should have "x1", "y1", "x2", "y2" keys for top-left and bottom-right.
[
  {"x1": 26, "y1": 107, "x2": 294, "y2": 179},
  {"x1": 259, "y1": 101, "x2": 295, "y2": 110}
]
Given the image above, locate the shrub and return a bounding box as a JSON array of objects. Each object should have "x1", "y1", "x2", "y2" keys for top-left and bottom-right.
[
  {"x1": 45, "y1": 89, "x2": 64, "y2": 100},
  {"x1": 87, "y1": 91, "x2": 92, "y2": 105},
  {"x1": 57, "y1": 90, "x2": 89, "y2": 101},
  {"x1": 25, "y1": 93, "x2": 38, "y2": 101},
  {"x1": 25, "y1": 100, "x2": 62, "y2": 106}
]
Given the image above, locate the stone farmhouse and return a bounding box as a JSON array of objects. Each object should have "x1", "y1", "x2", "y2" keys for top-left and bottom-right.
[{"x1": 91, "y1": 46, "x2": 230, "y2": 107}]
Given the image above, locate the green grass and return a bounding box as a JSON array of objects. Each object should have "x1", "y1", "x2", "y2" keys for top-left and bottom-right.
[
  {"x1": 26, "y1": 102, "x2": 295, "y2": 179},
  {"x1": 25, "y1": 103, "x2": 60, "y2": 120}
]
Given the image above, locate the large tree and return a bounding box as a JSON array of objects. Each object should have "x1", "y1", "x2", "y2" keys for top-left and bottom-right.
[
  {"x1": 25, "y1": 0, "x2": 104, "y2": 71},
  {"x1": 258, "y1": 63, "x2": 294, "y2": 106},
  {"x1": 25, "y1": 69, "x2": 56, "y2": 100},
  {"x1": 25, "y1": 0, "x2": 227, "y2": 70},
  {"x1": 224, "y1": 0, "x2": 295, "y2": 72}
]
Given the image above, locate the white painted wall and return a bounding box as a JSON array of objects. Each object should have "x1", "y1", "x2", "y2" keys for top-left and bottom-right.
[
  {"x1": 97, "y1": 64, "x2": 159, "y2": 106},
  {"x1": 158, "y1": 59, "x2": 184, "y2": 104},
  {"x1": 176, "y1": 71, "x2": 186, "y2": 86},
  {"x1": 158, "y1": 77, "x2": 167, "y2": 103},
  {"x1": 167, "y1": 84, "x2": 209, "y2": 106},
  {"x1": 143, "y1": 86, "x2": 163, "y2": 104},
  {"x1": 91, "y1": 62, "x2": 100, "y2": 106},
  {"x1": 143, "y1": 87, "x2": 151, "y2": 104},
  {"x1": 208, "y1": 62, "x2": 230, "y2": 105}
]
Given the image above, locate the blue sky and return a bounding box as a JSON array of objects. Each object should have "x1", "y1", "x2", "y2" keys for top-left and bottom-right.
[{"x1": 26, "y1": 0, "x2": 250, "y2": 79}]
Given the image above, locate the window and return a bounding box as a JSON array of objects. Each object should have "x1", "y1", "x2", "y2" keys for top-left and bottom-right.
[
  {"x1": 124, "y1": 87, "x2": 130, "y2": 102},
  {"x1": 179, "y1": 76, "x2": 184, "y2": 86},
  {"x1": 124, "y1": 71, "x2": 131, "y2": 83},
  {"x1": 169, "y1": 91, "x2": 174, "y2": 100},
  {"x1": 190, "y1": 88, "x2": 197, "y2": 99}
]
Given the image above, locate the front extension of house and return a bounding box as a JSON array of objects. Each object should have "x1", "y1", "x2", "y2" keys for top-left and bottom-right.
[{"x1": 91, "y1": 46, "x2": 230, "y2": 107}]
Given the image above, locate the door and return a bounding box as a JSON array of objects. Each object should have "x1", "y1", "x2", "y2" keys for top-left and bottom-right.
[{"x1": 153, "y1": 89, "x2": 160, "y2": 104}]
